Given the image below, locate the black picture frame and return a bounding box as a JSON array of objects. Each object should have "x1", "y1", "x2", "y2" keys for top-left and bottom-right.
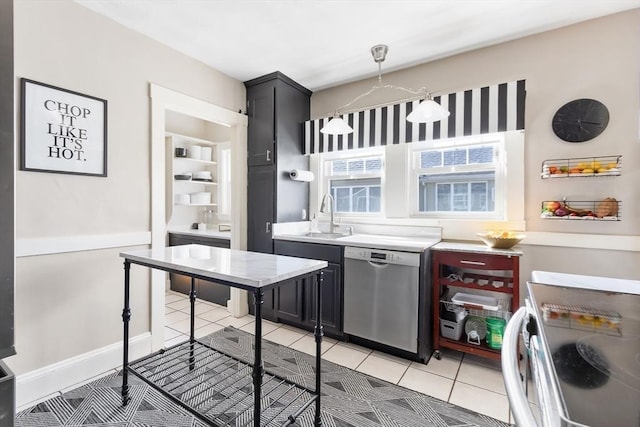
[{"x1": 20, "y1": 78, "x2": 107, "y2": 176}]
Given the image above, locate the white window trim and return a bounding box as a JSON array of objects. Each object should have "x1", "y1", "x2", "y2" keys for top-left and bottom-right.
[
  {"x1": 308, "y1": 131, "x2": 525, "y2": 239},
  {"x1": 317, "y1": 148, "x2": 385, "y2": 219},
  {"x1": 410, "y1": 133, "x2": 506, "y2": 219}
]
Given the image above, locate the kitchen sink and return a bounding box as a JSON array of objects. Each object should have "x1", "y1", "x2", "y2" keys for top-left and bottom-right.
[{"x1": 305, "y1": 232, "x2": 350, "y2": 239}]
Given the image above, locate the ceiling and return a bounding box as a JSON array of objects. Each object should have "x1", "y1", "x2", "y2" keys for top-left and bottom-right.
[{"x1": 75, "y1": 0, "x2": 639, "y2": 91}]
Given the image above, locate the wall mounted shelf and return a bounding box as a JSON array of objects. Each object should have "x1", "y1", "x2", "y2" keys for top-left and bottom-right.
[
  {"x1": 541, "y1": 155, "x2": 621, "y2": 178},
  {"x1": 541, "y1": 199, "x2": 620, "y2": 221}
]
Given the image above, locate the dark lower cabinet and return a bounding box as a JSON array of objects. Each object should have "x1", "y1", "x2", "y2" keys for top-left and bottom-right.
[
  {"x1": 168, "y1": 233, "x2": 231, "y2": 306},
  {"x1": 273, "y1": 240, "x2": 344, "y2": 338},
  {"x1": 0, "y1": 361, "x2": 14, "y2": 427},
  {"x1": 273, "y1": 277, "x2": 304, "y2": 325},
  {"x1": 304, "y1": 262, "x2": 342, "y2": 335}
]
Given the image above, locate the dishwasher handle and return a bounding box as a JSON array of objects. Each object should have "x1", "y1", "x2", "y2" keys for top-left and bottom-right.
[
  {"x1": 502, "y1": 307, "x2": 538, "y2": 427},
  {"x1": 367, "y1": 260, "x2": 391, "y2": 268}
]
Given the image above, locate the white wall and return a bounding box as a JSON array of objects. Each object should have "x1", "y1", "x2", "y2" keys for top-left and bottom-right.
[{"x1": 9, "y1": 0, "x2": 246, "y2": 388}]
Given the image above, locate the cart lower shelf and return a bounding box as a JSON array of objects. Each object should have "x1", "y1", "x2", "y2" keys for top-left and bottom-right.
[
  {"x1": 434, "y1": 336, "x2": 502, "y2": 360},
  {"x1": 128, "y1": 339, "x2": 317, "y2": 427}
]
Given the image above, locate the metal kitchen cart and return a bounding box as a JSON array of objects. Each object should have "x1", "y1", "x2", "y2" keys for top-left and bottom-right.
[{"x1": 119, "y1": 244, "x2": 327, "y2": 427}]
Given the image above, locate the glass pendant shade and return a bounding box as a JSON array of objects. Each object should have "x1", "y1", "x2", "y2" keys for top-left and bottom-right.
[
  {"x1": 320, "y1": 116, "x2": 353, "y2": 135},
  {"x1": 406, "y1": 99, "x2": 450, "y2": 123}
]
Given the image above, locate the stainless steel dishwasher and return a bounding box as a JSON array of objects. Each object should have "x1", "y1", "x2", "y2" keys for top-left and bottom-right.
[{"x1": 343, "y1": 246, "x2": 420, "y2": 353}]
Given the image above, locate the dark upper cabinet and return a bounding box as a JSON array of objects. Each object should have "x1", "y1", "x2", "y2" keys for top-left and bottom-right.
[
  {"x1": 247, "y1": 83, "x2": 275, "y2": 167},
  {"x1": 245, "y1": 72, "x2": 311, "y2": 254}
]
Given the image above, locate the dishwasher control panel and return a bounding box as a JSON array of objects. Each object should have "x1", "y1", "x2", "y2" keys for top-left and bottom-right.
[{"x1": 344, "y1": 246, "x2": 421, "y2": 267}]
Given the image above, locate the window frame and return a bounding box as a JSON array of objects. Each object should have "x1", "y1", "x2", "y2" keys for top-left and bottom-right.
[
  {"x1": 410, "y1": 133, "x2": 507, "y2": 219},
  {"x1": 321, "y1": 148, "x2": 385, "y2": 218}
]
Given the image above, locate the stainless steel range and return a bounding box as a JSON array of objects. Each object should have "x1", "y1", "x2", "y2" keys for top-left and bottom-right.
[{"x1": 503, "y1": 271, "x2": 640, "y2": 427}]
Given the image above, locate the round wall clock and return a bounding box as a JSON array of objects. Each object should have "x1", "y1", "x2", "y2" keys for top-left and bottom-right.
[{"x1": 551, "y1": 98, "x2": 609, "y2": 143}]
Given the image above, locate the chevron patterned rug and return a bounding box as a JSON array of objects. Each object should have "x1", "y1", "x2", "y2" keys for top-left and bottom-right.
[{"x1": 16, "y1": 327, "x2": 511, "y2": 426}]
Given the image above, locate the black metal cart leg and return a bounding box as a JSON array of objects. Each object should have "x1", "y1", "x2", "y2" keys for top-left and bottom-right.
[
  {"x1": 314, "y1": 271, "x2": 324, "y2": 427},
  {"x1": 253, "y1": 289, "x2": 264, "y2": 427},
  {"x1": 189, "y1": 277, "x2": 197, "y2": 370},
  {"x1": 121, "y1": 260, "x2": 131, "y2": 406}
]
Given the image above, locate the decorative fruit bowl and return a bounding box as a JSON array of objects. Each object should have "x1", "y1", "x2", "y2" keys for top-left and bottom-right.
[{"x1": 477, "y1": 231, "x2": 525, "y2": 249}]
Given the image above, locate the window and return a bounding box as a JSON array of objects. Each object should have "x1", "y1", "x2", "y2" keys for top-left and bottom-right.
[
  {"x1": 412, "y1": 134, "x2": 505, "y2": 218},
  {"x1": 323, "y1": 151, "x2": 383, "y2": 214},
  {"x1": 311, "y1": 131, "x2": 521, "y2": 223}
]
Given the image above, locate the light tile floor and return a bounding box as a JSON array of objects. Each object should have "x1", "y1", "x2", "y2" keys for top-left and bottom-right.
[{"x1": 165, "y1": 290, "x2": 513, "y2": 424}]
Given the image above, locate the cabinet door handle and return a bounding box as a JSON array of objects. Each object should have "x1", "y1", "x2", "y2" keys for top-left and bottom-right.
[
  {"x1": 460, "y1": 260, "x2": 486, "y2": 266},
  {"x1": 266, "y1": 149, "x2": 271, "y2": 162},
  {"x1": 265, "y1": 222, "x2": 271, "y2": 233}
]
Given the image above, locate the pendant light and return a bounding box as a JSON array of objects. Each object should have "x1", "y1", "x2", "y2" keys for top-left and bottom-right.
[{"x1": 320, "y1": 44, "x2": 449, "y2": 136}]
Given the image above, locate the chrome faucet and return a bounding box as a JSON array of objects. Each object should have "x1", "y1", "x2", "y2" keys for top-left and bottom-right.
[{"x1": 320, "y1": 193, "x2": 338, "y2": 234}]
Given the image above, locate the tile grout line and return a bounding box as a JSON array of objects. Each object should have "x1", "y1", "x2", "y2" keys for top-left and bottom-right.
[
  {"x1": 394, "y1": 364, "x2": 411, "y2": 386},
  {"x1": 446, "y1": 352, "x2": 465, "y2": 402},
  {"x1": 165, "y1": 295, "x2": 510, "y2": 422}
]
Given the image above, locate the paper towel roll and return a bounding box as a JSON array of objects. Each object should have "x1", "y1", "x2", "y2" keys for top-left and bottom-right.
[{"x1": 289, "y1": 169, "x2": 314, "y2": 182}]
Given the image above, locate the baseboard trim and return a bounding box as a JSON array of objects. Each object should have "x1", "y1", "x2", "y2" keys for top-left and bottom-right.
[{"x1": 15, "y1": 332, "x2": 152, "y2": 410}]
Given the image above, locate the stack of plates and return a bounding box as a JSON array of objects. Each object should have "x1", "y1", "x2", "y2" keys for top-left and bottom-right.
[
  {"x1": 193, "y1": 171, "x2": 212, "y2": 181},
  {"x1": 187, "y1": 145, "x2": 202, "y2": 159},
  {"x1": 174, "y1": 194, "x2": 190, "y2": 204},
  {"x1": 190, "y1": 192, "x2": 211, "y2": 204}
]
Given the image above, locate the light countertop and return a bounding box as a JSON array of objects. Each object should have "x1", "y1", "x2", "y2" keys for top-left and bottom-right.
[
  {"x1": 432, "y1": 241, "x2": 524, "y2": 256},
  {"x1": 272, "y1": 223, "x2": 442, "y2": 252},
  {"x1": 274, "y1": 232, "x2": 440, "y2": 252},
  {"x1": 120, "y1": 244, "x2": 327, "y2": 290},
  {"x1": 168, "y1": 227, "x2": 231, "y2": 240}
]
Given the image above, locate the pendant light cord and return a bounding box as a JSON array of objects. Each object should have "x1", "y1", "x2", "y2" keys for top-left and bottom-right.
[{"x1": 332, "y1": 50, "x2": 437, "y2": 117}]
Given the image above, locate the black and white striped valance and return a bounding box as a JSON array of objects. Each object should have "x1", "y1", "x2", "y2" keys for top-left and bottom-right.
[{"x1": 304, "y1": 79, "x2": 525, "y2": 155}]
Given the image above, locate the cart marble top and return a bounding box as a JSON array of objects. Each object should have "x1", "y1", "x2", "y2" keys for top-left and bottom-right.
[{"x1": 120, "y1": 244, "x2": 327, "y2": 289}]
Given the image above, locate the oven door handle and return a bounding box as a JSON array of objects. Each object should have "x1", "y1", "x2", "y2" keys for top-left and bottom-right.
[{"x1": 502, "y1": 307, "x2": 538, "y2": 427}]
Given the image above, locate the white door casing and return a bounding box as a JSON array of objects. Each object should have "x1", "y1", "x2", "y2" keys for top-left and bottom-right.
[{"x1": 150, "y1": 83, "x2": 248, "y2": 351}]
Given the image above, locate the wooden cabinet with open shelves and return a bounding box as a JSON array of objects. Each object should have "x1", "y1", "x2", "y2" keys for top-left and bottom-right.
[{"x1": 432, "y1": 246, "x2": 521, "y2": 361}]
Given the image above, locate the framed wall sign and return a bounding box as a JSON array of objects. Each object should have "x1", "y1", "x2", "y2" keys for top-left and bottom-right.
[{"x1": 20, "y1": 78, "x2": 107, "y2": 176}]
